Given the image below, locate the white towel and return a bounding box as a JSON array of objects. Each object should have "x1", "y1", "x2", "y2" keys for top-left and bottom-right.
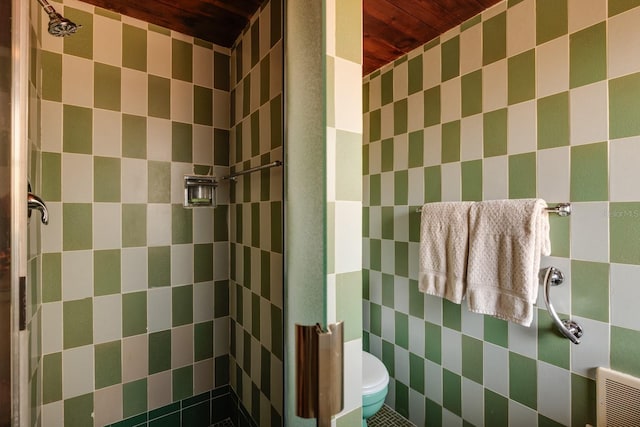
[
  {"x1": 466, "y1": 199, "x2": 551, "y2": 326},
  {"x1": 418, "y1": 202, "x2": 473, "y2": 304}
]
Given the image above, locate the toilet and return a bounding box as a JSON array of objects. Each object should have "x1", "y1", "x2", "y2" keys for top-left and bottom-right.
[{"x1": 361, "y1": 351, "x2": 389, "y2": 427}]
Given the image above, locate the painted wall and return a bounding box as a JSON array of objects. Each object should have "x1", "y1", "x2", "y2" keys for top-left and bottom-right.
[
  {"x1": 34, "y1": 1, "x2": 231, "y2": 425},
  {"x1": 363, "y1": 0, "x2": 640, "y2": 426}
]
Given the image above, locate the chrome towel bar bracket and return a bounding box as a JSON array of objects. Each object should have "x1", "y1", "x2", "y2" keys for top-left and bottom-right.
[{"x1": 541, "y1": 266, "x2": 583, "y2": 344}]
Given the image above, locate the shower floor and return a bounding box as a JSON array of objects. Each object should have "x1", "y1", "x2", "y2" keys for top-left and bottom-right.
[
  {"x1": 368, "y1": 405, "x2": 416, "y2": 427},
  {"x1": 211, "y1": 419, "x2": 234, "y2": 427}
]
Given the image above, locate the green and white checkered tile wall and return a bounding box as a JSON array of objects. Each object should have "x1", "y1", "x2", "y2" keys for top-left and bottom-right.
[{"x1": 363, "y1": 0, "x2": 640, "y2": 426}]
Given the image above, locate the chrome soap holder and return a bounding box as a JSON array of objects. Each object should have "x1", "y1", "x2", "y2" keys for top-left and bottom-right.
[{"x1": 183, "y1": 175, "x2": 217, "y2": 208}]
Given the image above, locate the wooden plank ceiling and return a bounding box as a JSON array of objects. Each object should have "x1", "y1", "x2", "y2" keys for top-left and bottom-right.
[{"x1": 78, "y1": 0, "x2": 501, "y2": 75}]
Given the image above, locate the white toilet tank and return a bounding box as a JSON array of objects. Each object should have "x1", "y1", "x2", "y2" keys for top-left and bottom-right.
[{"x1": 362, "y1": 351, "x2": 389, "y2": 395}]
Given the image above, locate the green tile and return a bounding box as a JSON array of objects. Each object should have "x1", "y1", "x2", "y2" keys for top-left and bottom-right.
[
  {"x1": 270, "y1": 0, "x2": 282, "y2": 46},
  {"x1": 461, "y1": 14, "x2": 481, "y2": 31},
  {"x1": 63, "y1": 105, "x2": 92, "y2": 154},
  {"x1": 485, "y1": 389, "x2": 508, "y2": 427},
  {"x1": 509, "y1": 352, "x2": 537, "y2": 409},
  {"x1": 395, "y1": 381, "x2": 410, "y2": 419},
  {"x1": 242, "y1": 77, "x2": 251, "y2": 118},
  {"x1": 260, "y1": 56, "x2": 270, "y2": 106},
  {"x1": 172, "y1": 285, "x2": 193, "y2": 326},
  {"x1": 395, "y1": 311, "x2": 409, "y2": 349},
  {"x1": 63, "y1": 393, "x2": 93, "y2": 427},
  {"x1": 271, "y1": 305, "x2": 283, "y2": 360},
  {"x1": 213, "y1": 205, "x2": 228, "y2": 242},
  {"x1": 63, "y1": 203, "x2": 92, "y2": 250},
  {"x1": 122, "y1": 114, "x2": 147, "y2": 159},
  {"x1": 441, "y1": 36, "x2": 460, "y2": 82},
  {"x1": 483, "y1": 108, "x2": 507, "y2": 157},
  {"x1": 122, "y1": 291, "x2": 147, "y2": 337},
  {"x1": 42, "y1": 152, "x2": 61, "y2": 201},
  {"x1": 42, "y1": 51, "x2": 62, "y2": 101},
  {"x1": 194, "y1": 321, "x2": 214, "y2": 361},
  {"x1": 462, "y1": 70, "x2": 482, "y2": 117},
  {"x1": 148, "y1": 75, "x2": 171, "y2": 119},
  {"x1": 336, "y1": 271, "x2": 362, "y2": 341},
  {"x1": 149, "y1": 330, "x2": 171, "y2": 374},
  {"x1": 570, "y1": 23, "x2": 606, "y2": 89},
  {"x1": 537, "y1": 92, "x2": 569, "y2": 149},
  {"x1": 611, "y1": 326, "x2": 640, "y2": 377},
  {"x1": 508, "y1": 49, "x2": 535, "y2": 105},
  {"x1": 539, "y1": 414, "x2": 565, "y2": 427},
  {"x1": 336, "y1": 130, "x2": 362, "y2": 201},
  {"x1": 443, "y1": 299, "x2": 461, "y2": 331},
  {"x1": 370, "y1": 174, "x2": 381, "y2": 206},
  {"x1": 394, "y1": 99, "x2": 408, "y2": 136},
  {"x1": 462, "y1": 335, "x2": 483, "y2": 384},
  {"x1": 42, "y1": 253, "x2": 62, "y2": 302},
  {"x1": 194, "y1": 85, "x2": 213, "y2": 126},
  {"x1": 409, "y1": 353, "x2": 425, "y2": 393},
  {"x1": 147, "y1": 161, "x2": 170, "y2": 203},
  {"x1": 408, "y1": 56, "x2": 423, "y2": 95},
  {"x1": 172, "y1": 39, "x2": 193, "y2": 82},
  {"x1": 381, "y1": 138, "x2": 394, "y2": 172},
  {"x1": 381, "y1": 273, "x2": 394, "y2": 308},
  {"x1": 213, "y1": 128, "x2": 230, "y2": 166},
  {"x1": 214, "y1": 52, "x2": 230, "y2": 91},
  {"x1": 571, "y1": 373, "x2": 597, "y2": 427},
  {"x1": 63, "y1": 7, "x2": 92, "y2": 59},
  {"x1": 381, "y1": 340, "x2": 395, "y2": 377},
  {"x1": 424, "y1": 321, "x2": 443, "y2": 364},
  {"x1": 483, "y1": 12, "x2": 506, "y2": 65},
  {"x1": 94, "y1": 249, "x2": 121, "y2": 296},
  {"x1": 122, "y1": 204, "x2": 146, "y2": 248},
  {"x1": 94, "y1": 156, "x2": 121, "y2": 202},
  {"x1": 370, "y1": 109, "x2": 381, "y2": 141},
  {"x1": 172, "y1": 204, "x2": 193, "y2": 244},
  {"x1": 571, "y1": 260, "x2": 609, "y2": 322},
  {"x1": 123, "y1": 379, "x2": 147, "y2": 418},
  {"x1": 442, "y1": 120, "x2": 461, "y2": 163},
  {"x1": 484, "y1": 316, "x2": 508, "y2": 347},
  {"x1": 173, "y1": 366, "x2": 193, "y2": 401},
  {"x1": 148, "y1": 246, "x2": 170, "y2": 287},
  {"x1": 251, "y1": 292, "x2": 260, "y2": 339},
  {"x1": 43, "y1": 352, "x2": 62, "y2": 404},
  {"x1": 148, "y1": 23, "x2": 170, "y2": 35},
  {"x1": 443, "y1": 369, "x2": 462, "y2": 416},
  {"x1": 408, "y1": 130, "x2": 424, "y2": 168},
  {"x1": 570, "y1": 142, "x2": 608, "y2": 201},
  {"x1": 214, "y1": 280, "x2": 229, "y2": 318},
  {"x1": 461, "y1": 160, "x2": 482, "y2": 201},
  {"x1": 424, "y1": 166, "x2": 442, "y2": 202},
  {"x1": 172, "y1": 121, "x2": 193, "y2": 163},
  {"x1": 609, "y1": 0, "x2": 640, "y2": 16},
  {"x1": 424, "y1": 86, "x2": 441, "y2": 127},
  {"x1": 536, "y1": 0, "x2": 568, "y2": 45},
  {"x1": 409, "y1": 208, "x2": 420, "y2": 242},
  {"x1": 370, "y1": 239, "x2": 381, "y2": 271},
  {"x1": 381, "y1": 206, "x2": 394, "y2": 240},
  {"x1": 426, "y1": 398, "x2": 443, "y2": 427},
  {"x1": 363, "y1": 82, "x2": 370, "y2": 114},
  {"x1": 94, "y1": 62, "x2": 121, "y2": 111},
  {"x1": 509, "y1": 152, "x2": 536, "y2": 199},
  {"x1": 395, "y1": 241, "x2": 409, "y2": 278},
  {"x1": 538, "y1": 308, "x2": 570, "y2": 369},
  {"x1": 63, "y1": 298, "x2": 93, "y2": 349},
  {"x1": 194, "y1": 243, "x2": 213, "y2": 283},
  {"x1": 609, "y1": 72, "x2": 640, "y2": 139},
  {"x1": 394, "y1": 170, "x2": 408, "y2": 205},
  {"x1": 121, "y1": 24, "x2": 147, "y2": 72},
  {"x1": 381, "y1": 70, "x2": 393, "y2": 106},
  {"x1": 549, "y1": 214, "x2": 570, "y2": 257},
  {"x1": 95, "y1": 340, "x2": 121, "y2": 389},
  {"x1": 95, "y1": 7, "x2": 121, "y2": 20},
  {"x1": 370, "y1": 303, "x2": 382, "y2": 336}
]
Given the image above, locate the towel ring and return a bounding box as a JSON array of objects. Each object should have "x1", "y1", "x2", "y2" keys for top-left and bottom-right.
[{"x1": 541, "y1": 266, "x2": 583, "y2": 344}]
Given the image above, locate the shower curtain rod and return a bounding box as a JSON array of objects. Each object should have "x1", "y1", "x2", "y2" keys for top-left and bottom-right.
[{"x1": 221, "y1": 160, "x2": 283, "y2": 182}]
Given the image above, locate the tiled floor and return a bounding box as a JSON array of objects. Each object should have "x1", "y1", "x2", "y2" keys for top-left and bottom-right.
[
  {"x1": 367, "y1": 405, "x2": 416, "y2": 427},
  {"x1": 211, "y1": 419, "x2": 235, "y2": 427}
]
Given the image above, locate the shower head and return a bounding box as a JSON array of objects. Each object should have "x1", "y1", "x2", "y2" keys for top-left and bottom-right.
[{"x1": 36, "y1": 0, "x2": 81, "y2": 37}]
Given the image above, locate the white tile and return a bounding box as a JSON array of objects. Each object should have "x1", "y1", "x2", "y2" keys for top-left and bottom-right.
[
  {"x1": 259, "y1": 3, "x2": 272, "y2": 59},
  {"x1": 62, "y1": 250, "x2": 92, "y2": 300},
  {"x1": 193, "y1": 45, "x2": 213, "y2": 89},
  {"x1": 147, "y1": 31, "x2": 171, "y2": 78},
  {"x1": 42, "y1": 202, "x2": 62, "y2": 253},
  {"x1": 93, "y1": 203, "x2": 121, "y2": 250},
  {"x1": 423, "y1": 44, "x2": 442, "y2": 89},
  {"x1": 147, "y1": 203, "x2": 171, "y2": 246},
  {"x1": 41, "y1": 401, "x2": 63, "y2": 427},
  {"x1": 508, "y1": 100, "x2": 536, "y2": 154},
  {"x1": 260, "y1": 297, "x2": 272, "y2": 350},
  {"x1": 369, "y1": 270, "x2": 382, "y2": 306},
  {"x1": 192, "y1": 207, "x2": 214, "y2": 244},
  {"x1": 425, "y1": 294, "x2": 442, "y2": 324},
  {"x1": 460, "y1": 114, "x2": 483, "y2": 161},
  {"x1": 441, "y1": 162, "x2": 461, "y2": 202},
  {"x1": 571, "y1": 316, "x2": 610, "y2": 378},
  {"x1": 334, "y1": 201, "x2": 362, "y2": 273},
  {"x1": 171, "y1": 244, "x2": 194, "y2": 285},
  {"x1": 538, "y1": 361, "x2": 571, "y2": 425},
  {"x1": 63, "y1": 345, "x2": 94, "y2": 398},
  {"x1": 483, "y1": 0, "x2": 506, "y2": 19},
  {"x1": 214, "y1": 317, "x2": 229, "y2": 357},
  {"x1": 408, "y1": 242, "x2": 419, "y2": 285},
  {"x1": 441, "y1": 77, "x2": 461, "y2": 123},
  {"x1": 380, "y1": 171, "x2": 394, "y2": 206},
  {"x1": 483, "y1": 155, "x2": 508, "y2": 200},
  {"x1": 94, "y1": 385, "x2": 123, "y2": 427},
  {"x1": 42, "y1": 302, "x2": 62, "y2": 354},
  {"x1": 62, "y1": 55, "x2": 93, "y2": 107},
  {"x1": 610, "y1": 137, "x2": 640, "y2": 201},
  {"x1": 381, "y1": 239, "x2": 395, "y2": 275},
  {"x1": 460, "y1": 24, "x2": 482, "y2": 75},
  {"x1": 335, "y1": 58, "x2": 363, "y2": 133},
  {"x1": 147, "y1": 117, "x2": 172, "y2": 161},
  {"x1": 394, "y1": 276, "x2": 410, "y2": 314},
  {"x1": 326, "y1": 274, "x2": 336, "y2": 324},
  {"x1": 442, "y1": 410, "x2": 463, "y2": 427},
  {"x1": 93, "y1": 109, "x2": 121, "y2": 158},
  {"x1": 393, "y1": 60, "x2": 409, "y2": 102},
  {"x1": 409, "y1": 316, "x2": 426, "y2": 356},
  {"x1": 93, "y1": 294, "x2": 122, "y2": 344},
  {"x1": 62, "y1": 153, "x2": 92, "y2": 203},
  {"x1": 442, "y1": 328, "x2": 462, "y2": 374},
  {"x1": 407, "y1": 92, "x2": 425, "y2": 133},
  {"x1": 537, "y1": 146, "x2": 570, "y2": 202},
  {"x1": 425, "y1": 359, "x2": 443, "y2": 404},
  {"x1": 611, "y1": 263, "x2": 640, "y2": 330},
  {"x1": 393, "y1": 206, "x2": 409, "y2": 242},
  {"x1": 213, "y1": 90, "x2": 230, "y2": 130},
  {"x1": 424, "y1": 125, "x2": 442, "y2": 167},
  {"x1": 482, "y1": 59, "x2": 508, "y2": 112},
  {"x1": 381, "y1": 305, "x2": 395, "y2": 343},
  {"x1": 568, "y1": 0, "x2": 606, "y2": 33},
  {"x1": 462, "y1": 378, "x2": 484, "y2": 427},
  {"x1": 483, "y1": 342, "x2": 509, "y2": 395},
  {"x1": 507, "y1": 0, "x2": 535, "y2": 57},
  {"x1": 94, "y1": 15, "x2": 122, "y2": 67},
  {"x1": 608, "y1": 6, "x2": 640, "y2": 79},
  {"x1": 171, "y1": 162, "x2": 192, "y2": 204},
  {"x1": 121, "y1": 158, "x2": 148, "y2": 203},
  {"x1": 408, "y1": 169, "x2": 424, "y2": 206},
  {"x1": 342, "y1": 340, "x2": 363, "y2": 414},
  {"x1": 147, "y1": 287, "x2": 171, "y2": 332},
  {"x1": 369, "y1": 207, "x2": 381, "y2": 240},
  {"x1": 509, "y1": 400, "x2": 537, "y2": 426},
  {"x1": 214, "y1": 241, "x2": 229, "y2": 282},
  {"x1": 121, "y1": 247, "x2": 148, "y2": 292},
  {"x1": 461, "y1": 304, "x2": 484, "y2": 340},
  {"x1": 171, "y1": 80, "x2": 193, "y2": 123},
  {"x1": 570, "y1": 202, "x2": 609, "y2": 262},
  {"x1": 537, "y1": 36, "x2": 569, "y2": 98},
  {"x1": 570, "y1": 81, "x2": 608, "y2": 146},
  {"x1": 409, "y1": 389, "x2": 426, "y2": 427},
  {"x1": 41, "y1": 101, "x2": 62, "y2": 153},
  {"x1": 121, "y1": 68, "x2": 148, "y2": 116},
  {"x1": 508, "y1": 310, "x2": 538, "y2": 359},
  {"x1": 147, "y1": 371, "x2": 172, "y2": 410},
  {"x1": 369, "y1": 140, "x2": 381, "y2": 174},
  {"x1": 393, "y1": 134, "x2": 409, "y2": 172},
  {"x1": 171, "y1": 324, "x2": 193, "y2": 368}
]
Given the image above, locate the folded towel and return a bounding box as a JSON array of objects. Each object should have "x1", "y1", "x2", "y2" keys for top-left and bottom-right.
[
  {"x1": 418, "y1": 202, "x2": 473, "y2": 304},
  {"x1": 466, "y1": 199, "x2": 551, "y2": 326}
]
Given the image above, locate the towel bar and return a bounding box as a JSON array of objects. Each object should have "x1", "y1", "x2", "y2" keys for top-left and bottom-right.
[
  {"x1": 416, "y1": 202, "x2": 571, "y2": 215},
  {"x1": 541, "y1": 266, "x2": 583, "y2": 344}
]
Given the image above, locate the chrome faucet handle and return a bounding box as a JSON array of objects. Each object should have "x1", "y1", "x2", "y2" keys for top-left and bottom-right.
[{"x1": 27, "y1": 192, "x2": 49, "y2": 225}]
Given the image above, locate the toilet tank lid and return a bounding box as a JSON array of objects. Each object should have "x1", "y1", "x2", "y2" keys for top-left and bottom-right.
[{"x1": 362, "y1": 351, "x2": 389, "y2": 394}]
